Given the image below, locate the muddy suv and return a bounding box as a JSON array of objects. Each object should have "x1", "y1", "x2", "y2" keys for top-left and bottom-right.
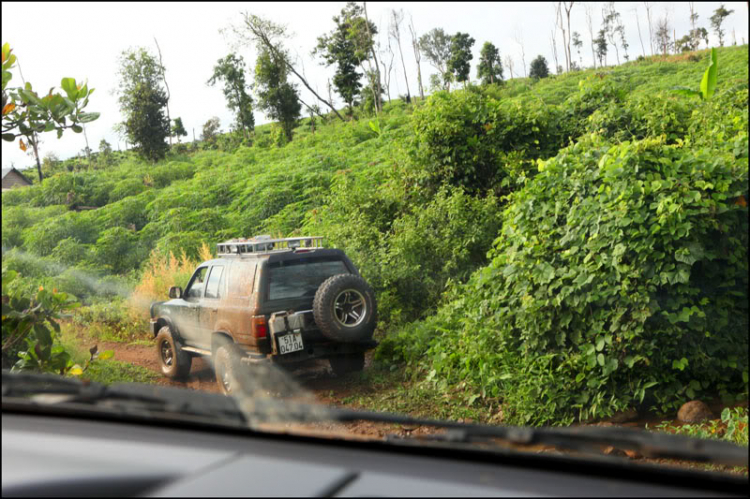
[{"x1": 149, "y1": 236, "x2": 378, "y2": 393}]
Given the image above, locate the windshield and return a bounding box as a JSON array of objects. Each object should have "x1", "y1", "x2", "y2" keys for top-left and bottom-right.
[{"x1": 1, "y1": 0, "x2": 748, "y2": 483}]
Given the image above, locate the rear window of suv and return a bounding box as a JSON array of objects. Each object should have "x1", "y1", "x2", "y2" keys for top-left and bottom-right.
[{"x1": 268, "y1": 257, "x2": 349, "y2": 301}]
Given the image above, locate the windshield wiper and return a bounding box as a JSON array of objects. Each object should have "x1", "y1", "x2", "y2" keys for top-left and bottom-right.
[
  {"x1": 325, "y1": 407, "x2": 749, "y2": 468},
  {"x1": 2, "y1": 371, "x2": 247, "y2": 426},
  {"x1": 3, "y1": 371, "x2": 747, "y2": 468}
]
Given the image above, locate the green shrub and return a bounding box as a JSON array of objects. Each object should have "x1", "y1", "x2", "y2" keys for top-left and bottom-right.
[
  {"x1": 93, "y1": 227, "x2": 146, "y2": 274},
  {"x1": 389, "y1": 134, "x2": 748, "y2": 425}
]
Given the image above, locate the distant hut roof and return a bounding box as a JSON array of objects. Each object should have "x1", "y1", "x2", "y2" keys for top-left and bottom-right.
[{"x1": 1, "y1": 167, "x2": 33, "y2": 190}]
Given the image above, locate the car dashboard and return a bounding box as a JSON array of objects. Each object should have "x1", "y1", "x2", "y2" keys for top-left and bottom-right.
[{"x1": 1, "y1": 410, "x2": 744, "y2": 497}]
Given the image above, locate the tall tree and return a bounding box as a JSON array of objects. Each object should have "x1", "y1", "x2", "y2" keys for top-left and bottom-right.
[
  {"x1": 477, "y1": 41, "x2": 503, "y2": 85},
  {"x1": 389, "y1": 9, "x2": 411, "y2": 101},
  {"x1": 644, "y1": 2, "x2": 655, "y2": 55},
  {"x1": 362, "y1": 2, "x2": 382, "y2": 112},
  {"x1": 408, "y1": 15, "x2": 424, "y2": 100},
  {"x1": 315, "y1": 3, "x2": 374, "y2": 113},
  {"x1": 201, "y1": 116, "x2": 220, "y2": 145},
  {"x1": 585, "y1": 3, "x2": 597, "y2": 68},
  {"x1": 171, "y1": 117, "x2": 187, "y2": 143},
  {"x1": 633, "y1": 6, "x2": 647, "y2": 57},
  {"x1": 654, "y1": 16, "x2": 672, "y2": 55},
  {"x1": 572, "y1": 31, "x2": 583, "y2": 67},
  {"x1": 602, "y1": 2, "x2": 622, "y2": 65},
  {"x1": 153, "y1": 38, "x2": 172, "y2": 146},
  {"x1": 255, "y1": 47, "x2": 302, "y2": 142},
  {"x1": 207, "y1": 53, "x2": 255, "y2": 137},
  {"x1": 448, "y1": 32, "x2": 475, "y2": 87},
  {"x1": 232, "y1": 13, "x2": 344, "y2": 122},
  {"x1": 595, "y1": 29, "x2": 608, "y2": 66},
  {"x1": 380, "y1": 36, "x2": 395, "y2": 101},
  {"x1": 529, "y1": 55, "x2": 550, "y2": 79},
  {"x1": 115, "y1": 47, "x2": 170, "y2": 162},
  {"x1": 513, "y1": 27, "x2": 527, "y2": 77},
  {"x1": 419, "y1": 28, "x2": 452, "y2": 90},
  {"x1": 710, "y1": 4, "x2": 734, "y2": 47},
  {"x1": 550, "y1": 29, "x2": 560, "y2": 74},
  {"x1": 503, "y1": 54, "x2": 515, "y2": 79},
  {"x1": 562, "y1": 2, "x2": 575, "y2": 72}
]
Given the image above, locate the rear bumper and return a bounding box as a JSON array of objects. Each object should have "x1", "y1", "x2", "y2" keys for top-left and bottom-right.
[{"x1": 240, "y1": 340, "x2": 378, "y2": 365}]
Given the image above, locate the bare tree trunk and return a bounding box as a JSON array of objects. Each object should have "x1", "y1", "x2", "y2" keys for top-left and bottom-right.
[
  {"x1": 30, "y1": 133, "x2": 42, "y2": 183},
  {"x1": 644, "y1": 2, "x2": 654, "y2": 55},
  {"x1": 153, "y1": 37, "x2": 172, "y2": 146},
  {"x1": 564, "y1": 2, "x2": 575, "y2": 73},
  {"x1": 513, "y1": 27, "x2": 527, "y2": 77},
  {"x1": 363, "y1": 2, "x2": 383, "y2": 112},
  {"x1": 408, "y1": 15, "x2": 424, "y2": 100},
  {"x1": 390, "y1": 9, "x2": 411, "y2": 101},
  {"x1": 83, "y1": 124, "x2": 92, "y2": 169},
  {"x1": 551, "y1": 30, "x2": 560, "y2": 74},
  {"x1": 503, "y1": 55, "x2": 515, "y2": 79},
  {"x1": 585, "y1": 3, "x2": 597, "y2": 69},
  {"x1": 634, "y1": 6, "x2": 646, "y2": 57}
]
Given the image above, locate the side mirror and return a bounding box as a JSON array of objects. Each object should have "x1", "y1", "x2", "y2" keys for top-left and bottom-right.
[{"x1": 169, "y1": 286, "x2": 183, "y2": 299}]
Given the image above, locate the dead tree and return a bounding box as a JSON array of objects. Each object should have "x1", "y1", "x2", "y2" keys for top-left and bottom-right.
[
  {"x1": 503, "y1": 54, "x2": 515, "y2": 79},
  {"x1": 633, "y1": 5, "x2": 647, "y2": 57},
  {"x1": 585, "y1": 3, "x2": 597, "y2": 69},
  {"x1": 644, "y1": 2, "x2": 655, "y2": 55},
  {"x1": 363, "y1": 2, "x2": 383, "y2": 113},
  {"x1": 380, "y1": 31, "x2": 395, "y2": 102},
  {"x1": 153, "y1": 37, "x2": 172, "y2": 146},
  {"x1": 563, "y1": 2, "x2": 575, "y2": 72},
  {"x1": 408, "y1": 15, "x2": 424, "y2": 100},
  {"x1": 513, "y1": 27, "x2": 527, "y2": 77},
  {"x1": 389, "y1": 9, "x2": 411, "y2": 101}
]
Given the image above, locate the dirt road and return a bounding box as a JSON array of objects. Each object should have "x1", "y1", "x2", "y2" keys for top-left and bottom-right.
[{"x1": 86, "y1": 337, "x2": 433, "y2": 441}]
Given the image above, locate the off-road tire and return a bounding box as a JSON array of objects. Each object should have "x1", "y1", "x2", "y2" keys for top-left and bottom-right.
[
  {"x1": 329, "y1": 352, "x2": 365, "y2": 377},
  {"x1": 313, "y1": 274, "x2": 377, "y2": 343},
  {"x1": 156, "y1": 326, "x2": 192, "y2": 380},
  {"x1": 213, "y1": 341, "x2": 243, "y2": 396}
]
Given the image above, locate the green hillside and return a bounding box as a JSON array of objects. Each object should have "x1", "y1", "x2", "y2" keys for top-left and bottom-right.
[{"x1": 3, "y1": 46, "x2": 748, "y2": 425}]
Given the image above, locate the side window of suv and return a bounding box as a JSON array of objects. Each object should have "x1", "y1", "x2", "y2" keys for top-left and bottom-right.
[
  {"x1": 185, "y1": 267, "x2": 208, "y2": 299},
  {"x1": 204, "y1": 266, "x2": 225, "y2": 299}
]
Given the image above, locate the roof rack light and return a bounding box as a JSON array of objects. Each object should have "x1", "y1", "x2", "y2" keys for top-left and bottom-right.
[{"x1": 216, "y1": 236, "x2": 325, "y2": 256}]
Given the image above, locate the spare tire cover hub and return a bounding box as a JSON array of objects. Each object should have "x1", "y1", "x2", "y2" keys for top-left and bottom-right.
[{"x1": 334, "y1": 289, "x2": 367, "y2": 327}]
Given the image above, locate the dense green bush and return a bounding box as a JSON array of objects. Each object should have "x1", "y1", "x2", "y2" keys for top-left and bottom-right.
[{"x1": 383, "y1": 134, "x2": 748, "y2": 425}]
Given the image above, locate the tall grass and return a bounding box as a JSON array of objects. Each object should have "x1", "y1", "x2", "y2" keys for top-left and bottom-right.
[{"x1": 128, "y1": 242, "x2": 213, "y2": 318}]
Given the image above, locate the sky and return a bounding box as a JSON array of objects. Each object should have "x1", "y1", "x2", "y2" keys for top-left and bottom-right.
[{"x1": 2, "y1": 1, "x2": 748, "y2": 170}]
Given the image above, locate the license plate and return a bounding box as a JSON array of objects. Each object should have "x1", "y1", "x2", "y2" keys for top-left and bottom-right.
[{"x1": 278, "y1": 330, "x2": 304, "y2": 355}]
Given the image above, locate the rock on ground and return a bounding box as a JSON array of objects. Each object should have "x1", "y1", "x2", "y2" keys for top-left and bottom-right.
[{"x1": 677, "y1": 400, "x2": 714, "y2": 423}]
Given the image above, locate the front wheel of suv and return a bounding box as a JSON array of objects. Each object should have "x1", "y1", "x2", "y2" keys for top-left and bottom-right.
[
  {"x1": 156, "y1": 326, "x2": 192, "y2": 380},
  {"x1": 329, "y1": 352, "x2": 365, "y2": 377}
]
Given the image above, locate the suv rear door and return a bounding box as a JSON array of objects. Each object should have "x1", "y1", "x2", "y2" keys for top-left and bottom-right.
[{"x1": 258, "y1": 254, "x2": 354, "y2": 318}]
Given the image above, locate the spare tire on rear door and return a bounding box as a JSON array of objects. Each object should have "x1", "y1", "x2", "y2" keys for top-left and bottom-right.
[{"x1": 313, "y1": 274, "x2": 377, "y2": 343}]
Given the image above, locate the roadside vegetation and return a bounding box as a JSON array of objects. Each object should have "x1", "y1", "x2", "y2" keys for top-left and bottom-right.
[{"x1": 2, "y1": 45, "x2": 748, "y2": 432}]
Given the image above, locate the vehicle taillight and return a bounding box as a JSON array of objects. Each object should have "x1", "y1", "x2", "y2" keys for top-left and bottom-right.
[{"x1": 251, "y1": 315, "x2": 267, "y2": 339}]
